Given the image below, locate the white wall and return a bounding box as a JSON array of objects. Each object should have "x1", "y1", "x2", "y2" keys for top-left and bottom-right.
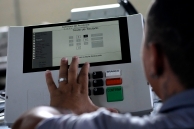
[
  {"x1": 0, "y1": 0, "x2": 152, "y2": 26},
  {"x1": 0, "y1": 0, "x2": 16, "y2": 26}
]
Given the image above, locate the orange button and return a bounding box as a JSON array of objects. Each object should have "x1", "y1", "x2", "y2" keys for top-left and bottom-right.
[{"x1": 106, "y1": 78, "x2": 122, "y2": 86}]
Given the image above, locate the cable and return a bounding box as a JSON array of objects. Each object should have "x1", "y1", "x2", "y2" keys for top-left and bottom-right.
[
  {"x1": 0, "y1": 91, "x2": 5, "y2": 100},
  {"x1": 118, "y1": 0, "x2": 138, "y2": 15},
  {"x1": 0, "y1": 96, "x2": 4, "y2": 100},
  {"x1": 66, "y1": 19, "x2": 71, "y2": 22}
]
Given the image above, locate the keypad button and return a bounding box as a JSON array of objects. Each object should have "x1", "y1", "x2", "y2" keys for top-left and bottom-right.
[
  {"x1": 88, "y1": 81, "x2": 91, "y2": 87},
  {"x1": 93, "y1": 79, "x2": 104, "y2": 87},
  {"x1": 106, "y1": 86, "x2": 124, "y2": 102},
  {"x1": 92, "y1": 71, "x2": 103, "y2": 79},
  {"x1": 106, "y1": 78, "x2": 122, "y2": 86},
  {"x1": 106, "y1": 69, "x2": 121, "y2": 77},
  {"x1": 89, "y1": 89, "x2": 91, "y2": 96},
  {"x1": 93, "y1": 88, "x2": 104, "y2": 95}
]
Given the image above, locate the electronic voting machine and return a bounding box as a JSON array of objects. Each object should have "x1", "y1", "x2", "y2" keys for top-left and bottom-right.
[{"x1": 5, "y1": 14, "x2": 153, "y2": 123}]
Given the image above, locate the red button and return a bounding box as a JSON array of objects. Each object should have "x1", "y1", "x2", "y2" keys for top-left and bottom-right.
[{"x1": 106, "y1": 78, "x2": 122, "y2": 86}]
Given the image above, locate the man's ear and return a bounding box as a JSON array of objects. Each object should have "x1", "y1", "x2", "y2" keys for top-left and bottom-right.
[{"x1": 148, "y1": 43, "x2": 164, "y2": 77}]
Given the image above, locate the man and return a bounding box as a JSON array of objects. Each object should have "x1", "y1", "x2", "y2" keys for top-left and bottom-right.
[{"x1": 12, "y1": 0, "x2": 194, "y2": 128}]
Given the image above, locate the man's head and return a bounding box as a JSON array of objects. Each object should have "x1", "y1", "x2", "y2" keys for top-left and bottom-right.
[{"x1": 142, "y1": 0, "x2": 194, "y2": 100}]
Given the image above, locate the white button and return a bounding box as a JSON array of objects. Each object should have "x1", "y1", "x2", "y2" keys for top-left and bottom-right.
[{"x1": 106, "y1": 69, "x2": 121, "y2": 77}]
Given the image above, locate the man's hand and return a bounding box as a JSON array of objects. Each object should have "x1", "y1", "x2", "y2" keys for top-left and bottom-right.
[{"x1": 45, "y1": 56, "x2": 98, "y2": 114}]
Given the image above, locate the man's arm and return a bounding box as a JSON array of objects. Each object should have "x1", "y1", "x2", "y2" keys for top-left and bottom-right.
[{"x1": 12, "y1": 106, "x2": 62, "y2": 129}]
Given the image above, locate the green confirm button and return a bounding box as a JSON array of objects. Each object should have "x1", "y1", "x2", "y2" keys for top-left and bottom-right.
[{"x1": 106, "y1": 86, "x2": 123, "y2": 102}]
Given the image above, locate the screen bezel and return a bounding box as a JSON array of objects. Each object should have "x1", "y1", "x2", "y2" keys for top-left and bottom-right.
[{"x1": 23, "y1": 17, "x2": 131, "y2": 73}]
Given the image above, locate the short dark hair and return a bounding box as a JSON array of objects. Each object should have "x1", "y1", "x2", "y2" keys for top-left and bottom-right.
[{"x1": 146, "y1": 0, "x2": 194, "y2": 89}]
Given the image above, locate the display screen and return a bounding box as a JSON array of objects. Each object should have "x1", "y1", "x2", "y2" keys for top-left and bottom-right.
[
  {"x1": 32, "y1": 21, "x2": 122, "y2": 69},
  {"x1": 23, "y1": 17, "x2": 131, "y2": 73}
]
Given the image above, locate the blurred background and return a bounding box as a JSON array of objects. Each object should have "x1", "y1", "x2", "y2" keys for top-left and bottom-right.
[{"x1": 0, "y1": 0, "x2": 152, "y2": 26}]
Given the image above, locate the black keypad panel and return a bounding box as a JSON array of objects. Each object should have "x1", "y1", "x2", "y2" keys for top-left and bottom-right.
[
  {"x1": 93, "y1": 79, "x2": 104, "y2": 87},
  {"x1": 88, "y1": 81, "x2": 91, "y2": 87},
  {"x1": 89, "y1": 89, "x2": 91, "y2": 96},
  {"x1": 93, "y1": 88, "x2": 104, "y2": 95},
  {"x1": 88, "y1": 73, "x2": 90, "y2": 79},
  {"x1": 92, "y1": 71, "x2": 103, "y2": 79}
]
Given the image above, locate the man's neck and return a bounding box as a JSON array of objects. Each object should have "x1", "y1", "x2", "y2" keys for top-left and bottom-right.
[{"x1": 160, "y1": 73, "x2": 186, "y2": 101}]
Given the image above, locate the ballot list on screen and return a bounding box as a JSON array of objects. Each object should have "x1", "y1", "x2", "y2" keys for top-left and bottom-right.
[{"x1": 32, "y1": 20, "x2": 122, "y2": 68}]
